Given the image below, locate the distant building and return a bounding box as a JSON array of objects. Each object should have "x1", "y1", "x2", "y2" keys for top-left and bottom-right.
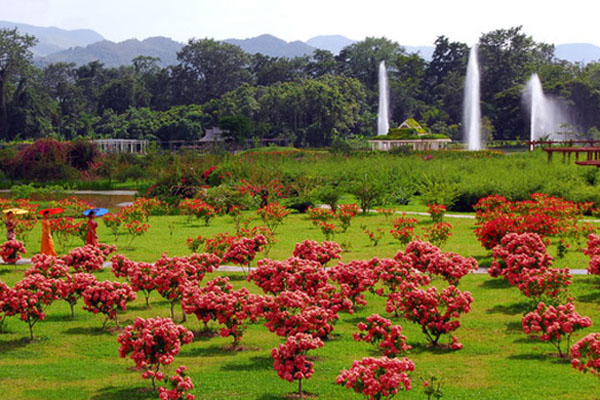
[
  {"x1": 93, "y1": 139, "x2": 148, "y2": 154},
  {"x1": 368, "y1": 118, "x2": 451, "y2": 151}
]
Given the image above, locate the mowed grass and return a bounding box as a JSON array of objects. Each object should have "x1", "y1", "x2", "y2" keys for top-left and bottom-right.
[{"x1": 1, "y1": 210, "x2": 599, "y2": 399}]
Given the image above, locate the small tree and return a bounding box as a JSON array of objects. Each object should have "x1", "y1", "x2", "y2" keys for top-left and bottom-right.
[{"x1": 272, "y1": 333, "x2": 323, "y2": 397}]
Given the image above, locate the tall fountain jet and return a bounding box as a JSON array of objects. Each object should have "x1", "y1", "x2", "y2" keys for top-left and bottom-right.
[
  {"x1": 377, "y1": 61, "x2": 390, "y2": 136},
  {"x1": 524, "y1": 73, "x2": 569, "y2": 143},
  {"x1": 463, "y1": 45, "x2": 481, "y2": 150}
]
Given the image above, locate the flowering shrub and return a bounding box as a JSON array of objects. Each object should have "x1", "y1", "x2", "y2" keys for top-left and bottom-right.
[
  {"x1": 403, "y1": 241, "x2": 442, "y2": 273},
  {"x1": 337, "y1": 203, "x2": 360, "y2": 232},
  {"x1": 185, "y1": 236, "x2": 205, "y2": 253},
  {"x1": 336, "y1": 357, "x2": 415, "y2": 400},
  {"x1": 153, "y1": 255, "x2": 193, "y2": 320},
  {"x1": 238, "y1": 179, "x2": 287, "y2": 208},
  {"x1": 82, "y1": 280, "x2": 136, "y2": 328},
  {"x1": 59, "y1": 272, "x2": 98, "y2": 318},
  {"x1": 374, "y1": 256, "x2": 431, "y2": 297},
  {"x1": 260, "y1": 290, "x2": 339, "y2": 339},
  {"x1": 26, "y1": 254, "x2": 69, "y2": 279},
  {"x1": 124, "y1": 220, "x2": 150, "y2": 247},
  {"x1": 0, "y1": 280, "x2": 17, "y2": 330},
  {"x1": 363, "y1": 228, "x2": 385, "y2": 246},
  {"x1": 318, "y1": 221, "x2": 338, "y2": 240},
  {"x1": 179, "y1": 199, "x2": 216, "y2": 226},
  {"x1": 571, "y1": 332, "x2": 600, "y2": 377},
  {"x1": 522, "y1": 302, "x2": 592, "y2": 357},
  {"x1": 428, "y1": 252, "x2": 478, "y2": 286},
  {"x1": 329, "y1": 260, "x2": 378, "y2": 307},
  {"x1": 1, "y1": 240, "x2": 26, "y2": 264},
  {"x1": 307, "y1": 207, "x2": 334, "y2": 226},
  {"x1": 10, "y1": 274, "x2": 60, "y2": 339},
  {"x1": 158, "y1": 365, "x2": 195, "y2": 400},
  {"x1": 49, "y1": 217, "x2": 86, "y2": 247},
  {"x1": 118, "y1": 317, "x2": 193, "y2": 390},
  {"x1": 182, "y1": 277, "x2": 261, "y2": 346},
  {"x1": 584, "y1": 234, "x2": 600, "y2": 275},
  {"x1": 14, "y1": 218, "x2": 37, "y2": 243},
  {"x1": 61, "y1": 244, "x2": 116, "y2": 273},
  {"x1": 488, "y1": 232, "x2": 553, "y2": 285},
  {"x1": 256, "y1": 202, "x2": 290, "y2": 234},
  {"x1": 102, "y1": 213, "x2": 123, "y2": 242},
  {"x1": 390, "y1": 216, "x2": 418, "y2": 246},
  {"x1": 422, "y1": 222, "x2": 453, "y2": 248},
  {"x1": 388, "y1": 284, "x2": 473, "y2": 348},
  {"x1": 427, "y1": 204, "x2": 446, "y2": 223},
  {"x1": 376, "y1": 207, "x2": 395, "y2": 220},
  {"x1": 222, "y1": 234, "x2": 267, "y2": 270},
  {"x1": 292, "y1": 239, "x2": 342, "y2": 265},
  {"x1": 271, "y1": 333, "x2": 324, "y2": 396},
  {"x1": 354, "y1": 314, "x2": 411, "y2": 357},
  {"x1": 516, "y1": 267, "x2": 572, "y2": 304}
]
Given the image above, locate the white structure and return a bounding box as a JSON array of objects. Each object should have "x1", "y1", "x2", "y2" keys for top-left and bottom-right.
[
  {"x1": 93, "y1": 139, "x2": 149, "y2": 154},
  {"x1": 463, "y1": 45, "x2": 482, "y2": 150},
  {"x1": 377, "y1": 61, "x2": 390, "y2": 136}
]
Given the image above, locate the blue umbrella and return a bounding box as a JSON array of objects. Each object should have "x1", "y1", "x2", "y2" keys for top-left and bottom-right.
[{"x1": 82, "y1": 208, "x2": 109, "y2": 217}]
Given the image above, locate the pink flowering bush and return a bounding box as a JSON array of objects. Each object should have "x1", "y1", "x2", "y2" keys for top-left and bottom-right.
[
  {"x1": 374, "y1": 256, "x2": 430, "y2": 297},
  {"x1": 354, "y1": 314, "x2": 411, "y2": 357},
  {"x1": 256, "y1": 202, "x2": 290, "y2": 234},
  {"x1": 118, "y1": 317, "x2": 194, "y2": 390},
  {"x1": 10, "y1": 274, "x2": 61, "y2": 339},
  {"x1": 584, "y1": 234, "x2": 600, "y2": 275},
  {"x1": 336, "y1": 356, "x2": 415, "y2": 400},
  {"x1": 292, "y1": 239, "x2": 342, "y2": 265},
  {"x1": 329, "y1": 260, "x2": 378, "y2": 307},
  {"x1": 522, "y1": 302, "x2": 592, "y2": 357},
  {"x1": 571, "y1": 332, "x2": 600, "y2": 377},
  {"x1": 390, "y1": 216, "x2": 418, "y2": 246},
  {"x1": 516, "y1": 267, "x2": 572, "y2": 304},
  {"x1": 428, "y1": 252, "x2": 478, "y2": 286},
  {"x1": 59, "y1": 272, "x2": 98, "y2": 318},
  {"x1": 82, "y1": 280, "x2": 136, "y2": 328},
  {"x1": 158, "y1": 365, "x2": 195, "y2": 400},
  {"x1": 152, "y1": 254, "x2": 195, "y2": 320},
  {"x1": 61, "y1": 244, "x2": 116, "y2": 273},
  {"x1": 387, "y1": 284, "x2": 473, "y2": 348},
  {"x1": 0, "y1": 240, "x2": 26, "y2": 264},
  {"x1": 271, "y1": 332, "x2": 324, "y2": 396},
  {"x1": 222, "y1": 234, "x2": 267, "y2": 271},
  {"x1": 26, "y1": 254, "x2": 69, "y2": 279},
  {"x1": 0, "y1": 280, "x2": 17, "y2": 331},
  {"x1": 403, "y1": 241, "x2": 441, "y2": 273}
]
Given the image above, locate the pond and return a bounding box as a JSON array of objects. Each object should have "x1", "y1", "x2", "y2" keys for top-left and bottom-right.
[{"x1": 0, "y1": 190, "x2": 137, "y2": 210}]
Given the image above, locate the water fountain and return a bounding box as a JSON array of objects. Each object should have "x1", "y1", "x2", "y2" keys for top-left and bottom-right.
[
  {"x1": 523, "y1": 73, "x2": 569, "y2": 144},
  {"x1": 377, "y1": 61, "x2": 390, "y2": 136},
  {"x1": 463, "y1": 45, "x2": 481, "y2": 150}
]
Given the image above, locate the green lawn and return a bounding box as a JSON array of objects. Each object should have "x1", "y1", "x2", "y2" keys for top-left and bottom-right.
[{"x1": 1, "y1": 211, "x2": 599, "y2": 399}]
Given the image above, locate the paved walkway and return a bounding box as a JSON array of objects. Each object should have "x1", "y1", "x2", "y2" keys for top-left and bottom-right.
[{"x1": 2, "y1": 259, "x2": 591, "y2": 276}]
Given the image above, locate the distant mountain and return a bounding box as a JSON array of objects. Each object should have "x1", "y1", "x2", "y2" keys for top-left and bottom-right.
[
  {"x1": 554, "y1": 43, "x2": 600, "y2": 63},
  {"x1": 224, "y1": 34, "x2": 316, "y2": 58},
  {"x1": 306, "y1": 35, "x2": 356, "y2": 54},
  {"x1": 0, "y1": 20, "x2": 104, "y2": 56},
  {"x1": 40, "y1": 37, "x2": 183, "y2": 67}
]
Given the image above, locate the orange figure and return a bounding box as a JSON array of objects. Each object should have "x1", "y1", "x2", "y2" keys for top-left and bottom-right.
[
  {"x1": 40, "y1": 211, "x2": 57, "y2": 256},
  {"x1": 5, "y1": 211, "x2": 16, "y2": 241},
  {"x1": 85, "y1": 211, "x2": 98, "y2": 246}
]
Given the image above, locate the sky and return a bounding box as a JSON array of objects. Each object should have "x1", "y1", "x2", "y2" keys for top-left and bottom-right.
[{"x1": 1, "y1": 0, "x2": 599, "y2": 46}]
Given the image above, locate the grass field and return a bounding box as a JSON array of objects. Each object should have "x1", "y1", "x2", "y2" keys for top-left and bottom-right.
[{"x1": 1, "y1": 210, "x2": 599, "y2": 399}]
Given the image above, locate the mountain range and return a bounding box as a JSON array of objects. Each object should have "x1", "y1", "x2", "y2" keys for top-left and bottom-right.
[{"x1": 2, "y1": 21, "x2": 599, "y2": 67}]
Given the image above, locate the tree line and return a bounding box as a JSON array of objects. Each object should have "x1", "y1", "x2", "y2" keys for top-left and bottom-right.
[{"x1": 2, "y1": 26, "x2": 600, "y2": 146}]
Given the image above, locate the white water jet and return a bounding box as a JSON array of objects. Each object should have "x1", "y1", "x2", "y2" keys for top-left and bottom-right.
[
  {"x1": 377, "y1": 61, "x2": 390, "y2": 136},
  {"x1": 463, "y1": 45, "x2": 482, "y2": 150},
  {"x1": 523, "y1": 74, "x2": 570, "y2": 143}
]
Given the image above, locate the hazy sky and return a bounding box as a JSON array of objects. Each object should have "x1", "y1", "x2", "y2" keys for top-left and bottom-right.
[{"x1": 2, "y1": 0, "x2": 599, "y2": 46}]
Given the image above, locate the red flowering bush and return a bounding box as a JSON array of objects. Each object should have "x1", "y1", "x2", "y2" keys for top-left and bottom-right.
[
  {"x1": 49, "y1": 217, "x2": 86, "y2": 247},
  {"x1": 9, "y1": 274, "x2": 61, "y2": 339},
  {"x1": 103, "y1": 213, "x2": 123, "y2": 242},
  {"x1": 222, "y1": 234, "x2": 267, "y2": 270},
  {"x1": 182, "y1": 277, "x2": 261, "y2": 346},
  {"x1": 337, "y1": 203, "x2": 360, "y2": 232},
  {"x1": 388, "y1": 284, "x2": 473, "y2": 348},
  {"x1": 82, "y1": 280, "x2": 136, "y2": 328},
  {"x1": 522, "y1": 302, "x2": 592, "y2": 357},
  {"x1": 488, "y1": 232, "x2": 553, "y2": 285},
  {"x1": 118, "y1": 317, "x2": 193, "y2": 390},
  {"x1": 374, "y1": 256, "x2": 431, "y2": 297},
  {"x1": 307, "y1": 207, "x2": 335, "y2": 226},
  {"x1": 403, "y1": 241, "x2": 441, "y2": 273},
  {"x1": 329, "y1": 260, "x2": 378, "y2": 307},
  {"x1": 256, "y1": 202, "x2": 290, "y2": 234},
  {"x1": 153, "y1": 255, "x2": 193, "y2": 321},
  {"x1": 364, "y1": 228, "x2": 385, "y2": 246},
  {"x1": 292, "y1": 239, "x2": 342, "y2": 265},
  {"x1": 336, "y1": 356, "x2": 415, "y2": 400},
  {"x1": 427, "y1": 204, "x2": 446, "y2": 223},
  {"x1": 14, "y1": 218, "x2": 38, "y2": 243},
  {"x1": 1, "y1": 240, "x2": 26, "y2": 264},
  {"x1": 354, "y1": 314, "x2": 411, "y2": 357},
  {"x1": 571, "y1": 332, "x2": 600, "y2": 377},
  {"x1": 61, "y1": 244, "x2": 116, "y2": 273},
  {"x1": 158, "y1": 365, "x2": 195, "y2": 400},
  {"x1": 390, "y1": 216, "x2": 418, "y2": 246},
  {"x1": 260, "y1": 290, "x2": 339, "y2": 339},
  {"x1": 422, "y1": 222, "x2": 453, "y2": 248},
  {"x1": 318, "y1": 221, "x2": 338, "y2": 241},
  {"x1": 111, "y1": 255, "x2": 160, "y2": 307},
  {"x1": 238, "y1": 179, "x2": 287, "y2": 208},
  {"x1": 59, "y1": 272, "x2": 98, "y2": 318},
  {"x1": 124, "y1": 220, "x2": 150, "y2": 247},
  {"x1": 0, "y1": 280, "x2": 17, "y2": 330},
  {"x1": 516, "y1": 267, "x2": 572, "y2": 304},
  {"x1": 271, "y1": 332, "x2": 324, "y2": 396},
  {"x1": 179, "y1": 199, "x2": 216, "y2": 226},
  {"x1": 428, "y1": 252, "x2": 478, "y2": 286},
  {"x1": 584, "y1": 234, "x2": 600, "y2": 275}
]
